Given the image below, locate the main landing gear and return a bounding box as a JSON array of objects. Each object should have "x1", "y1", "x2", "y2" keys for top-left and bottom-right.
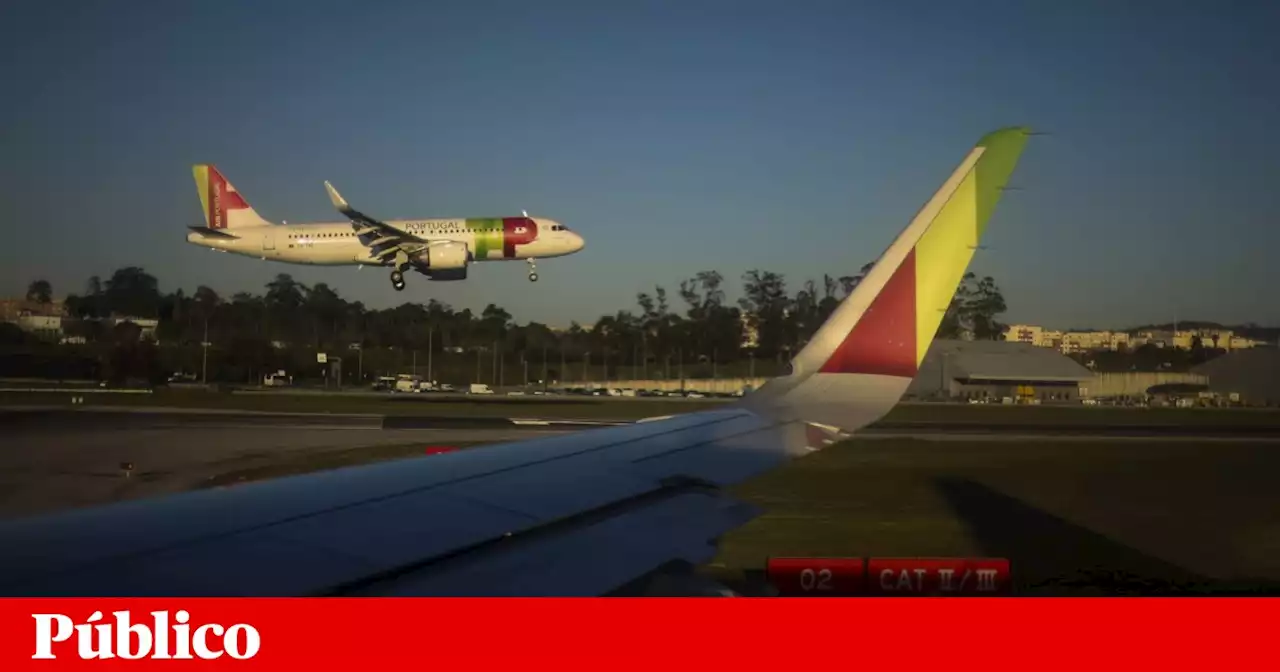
[
  {"x1": 527, "y1": 258, "x2": 539, "y2": 282},
  {"x1": 390, "y1": 269, "x2": 406, "y2": 291}
]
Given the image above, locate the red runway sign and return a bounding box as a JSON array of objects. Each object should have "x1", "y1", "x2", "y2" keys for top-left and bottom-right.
[
  {"x1": 767, "y1": 557, "x2": 1011, "y2": 596},
  {"x1": 866, "y1": 558, "x2": 1012, "y2": 596},
  {"x1": 765, "y1": 557, "x2": 866, "y2": 596}
]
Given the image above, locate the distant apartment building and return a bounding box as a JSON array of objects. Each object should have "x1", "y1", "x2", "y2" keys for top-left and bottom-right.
[
  {"x1": 2, "y1": 297, "x2": 161, "y2": 343},
  {"x1": 0, "y1": 298, "x2": 66, "y2": 322},
  {"x1": 1229, "y1": 335, "x2": 1268, "y2": 349},
  {"x1": 1009, "y1": 324, "x2": 1266, "y2": 352},
  {"x1": 2, "y1": 298, "x2": 68, "y2": 341},
  {"x1": 1059, "y1": 331, "x2": 1129, "y2": 353},
  {"x1": 740, "y1": 313, "x2": 759, "y2": 350},
  {"x1": 111, "y1": 317, "x2": 160, "y2": 342},
  {"x1": 16, "y1": 314, "x2": 64, "y2": 341},
  {"x1": 1005, "y1": 324, "x2": 1069, "y2": 351}
]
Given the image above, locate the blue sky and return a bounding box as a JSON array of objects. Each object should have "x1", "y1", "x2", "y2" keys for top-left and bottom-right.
[{"x1": 2, "y1": 0, "x2": 1278, "y2": 328}]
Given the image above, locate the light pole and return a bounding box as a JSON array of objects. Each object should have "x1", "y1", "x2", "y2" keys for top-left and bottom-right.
[{"x1": 201, "y1": 317, "x2": 210, "y2": 384}]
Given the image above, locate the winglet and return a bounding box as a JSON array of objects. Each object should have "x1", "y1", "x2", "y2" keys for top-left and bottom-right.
[
  {"x1": 744, "y1": 126, "x2": 1033, "y2": 430},
  {"x1": 324, "y1": 181, "x2": 351, "y2": 213}
]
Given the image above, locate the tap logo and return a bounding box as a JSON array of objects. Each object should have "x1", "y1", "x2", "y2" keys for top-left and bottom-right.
[
  {"x1": 502, "y1": 217, "x2": 539, "y2": 257},
  {"x1": 203, "y1": 166, "x2": 249, "y2": 230},
  {"x1": 31, "y1": 610, "x2": 261, "y2": 660}
]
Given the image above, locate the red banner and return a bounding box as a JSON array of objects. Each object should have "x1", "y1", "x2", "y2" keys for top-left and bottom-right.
[{"x1": 0, "y1": 598, "x2": 1275, "y2": 667}]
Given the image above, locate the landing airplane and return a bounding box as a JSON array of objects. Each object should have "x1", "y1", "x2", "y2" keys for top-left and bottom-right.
[
  {"x1": 5, "y1": 127, "x2": 1032, "y2": 596},
  {"x1": 184, "y1": 165, "x2": 585, "y2": 291}
]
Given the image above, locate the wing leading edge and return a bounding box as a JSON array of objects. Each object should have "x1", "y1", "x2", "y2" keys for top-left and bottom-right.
[{"x1": 0, "y1": 128, "x2": 1033, "y2": 596}]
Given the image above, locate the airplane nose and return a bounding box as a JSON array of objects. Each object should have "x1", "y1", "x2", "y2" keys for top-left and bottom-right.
[{"x1": 572, "y1": 232, "x2": 585, "y2": 251}]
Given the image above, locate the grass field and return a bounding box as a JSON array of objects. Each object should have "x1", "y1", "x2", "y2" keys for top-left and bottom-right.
[
  {"x1": 710, "y1": 437, "x2": 1280, "y2": 595},
  {"x1": 6, "y1": 387, "x2": 1280, "y2": 428}
]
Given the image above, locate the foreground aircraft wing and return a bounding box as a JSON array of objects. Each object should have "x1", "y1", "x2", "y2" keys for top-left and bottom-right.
[
  {"x1": 324, "y1": 181, "x2": 429, "y2": 263},
  {"x1": 0, "y1": 128, "x2": 1032, "y2": 596}
]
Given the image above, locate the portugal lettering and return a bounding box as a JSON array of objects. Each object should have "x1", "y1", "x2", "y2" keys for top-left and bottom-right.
[{"x1": 32, "y1": 610, "x2": 260, "y2": 660}]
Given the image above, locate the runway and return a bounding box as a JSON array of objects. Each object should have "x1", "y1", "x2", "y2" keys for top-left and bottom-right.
[
  {"x1": 3, "y1": 406, "x2": 1278, "y2": 522},
  {"x1": 0, "y1": 408, "x2": 579, "y2": 521}
]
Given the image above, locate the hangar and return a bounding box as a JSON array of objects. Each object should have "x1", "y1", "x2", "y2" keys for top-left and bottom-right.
[
  {"x1": 1191, "y1": 348, "x2": 1280, "y2": 406},
  {"x1": 906, "y1": 339, "x2": 1094, "y2": 403}
]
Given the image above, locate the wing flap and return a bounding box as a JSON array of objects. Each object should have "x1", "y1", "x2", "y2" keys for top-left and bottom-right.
[
  {"x1": 322, "y1": 180, "x2": 426, "y2": 255},
  {"x1": 341, "y1": 492, "x2": 760, "y2": 597}
]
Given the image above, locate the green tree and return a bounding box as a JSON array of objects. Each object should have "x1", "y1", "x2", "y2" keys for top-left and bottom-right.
[
  {"x1": 937, "y1": 273, "x2": 1008, "y2": 340},
  {"x1": 739, "y1": 270, "x2": 790, "y2": 359},
  {"x1": 304, "y1": 282, "x2": 346, "y2": 347},
  {"x1": 103, "y1": 267, "x2": 162, "y2": 317},
  {"x1": 26, "y1": 279, "x2": 52, "y2": 304}
]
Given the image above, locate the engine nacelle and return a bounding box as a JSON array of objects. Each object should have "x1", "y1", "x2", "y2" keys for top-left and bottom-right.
[
  {"x1": 410, "y1": 241, "x2": 469, "y2": 275},
  {"x1": 427, "y1": 267, "x2": 467, "y2": 281}
]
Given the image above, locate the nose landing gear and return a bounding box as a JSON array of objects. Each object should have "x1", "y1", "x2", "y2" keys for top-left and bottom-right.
[
  {"x1": 527, "y1": 258, "x2": 539, "y2": 282},
  {"x1": 390, "y1": 270, "x2": 406, "y2": 291}
]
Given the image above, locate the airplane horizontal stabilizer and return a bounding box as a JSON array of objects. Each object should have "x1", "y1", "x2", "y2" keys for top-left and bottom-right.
[{"x1": 186, "y1": 226, "x2": 240, "y2": 239}]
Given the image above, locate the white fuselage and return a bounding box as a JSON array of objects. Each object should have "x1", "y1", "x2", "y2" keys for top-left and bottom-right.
[{"x1": 186, "y1": 218, "x2": 584, "y2": 266}]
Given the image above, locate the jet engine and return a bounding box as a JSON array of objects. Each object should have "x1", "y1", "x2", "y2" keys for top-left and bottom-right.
[
  {"x1": 410, "y1": 241, "x2": 469, "y2": 274},
  {"x1": 426, "y1": 267, "x2": 468, "y2": 281}
]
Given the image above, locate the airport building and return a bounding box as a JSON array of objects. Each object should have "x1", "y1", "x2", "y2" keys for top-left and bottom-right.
[
  {"x1": 906, "y1": 339, "x2": 1095, "y2": 403},
  {"x1": 1191, "y1": 348, "x2": 1280, "y2": 406}
]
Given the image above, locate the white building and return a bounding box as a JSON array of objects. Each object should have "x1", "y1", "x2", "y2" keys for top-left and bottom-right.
[
  {"x1": 111, "y1": 316, "x2": 160, "y2": 342},
  {"x1": 16, "y1": 314, "x2": 64, "y2": 341},
  {"x1": 1009, "y1": 324, "x2": 1266, "y2": 352},
  {"x1": 740, "y1": 313, "x2": 759, "y2": 349}
]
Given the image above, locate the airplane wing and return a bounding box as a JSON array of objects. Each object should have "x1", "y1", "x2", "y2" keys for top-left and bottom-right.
[
  {"x1": 323, "y1": 181, "x2": 429, "y2": 264},
  {"x1": 0, "y1": 128, "x2": 1032, "y2": 596}
]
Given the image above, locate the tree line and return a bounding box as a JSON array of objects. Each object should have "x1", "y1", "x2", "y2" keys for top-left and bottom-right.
[{"x1": 6, "y1": 266, "x2": 1008, "y2": 385}]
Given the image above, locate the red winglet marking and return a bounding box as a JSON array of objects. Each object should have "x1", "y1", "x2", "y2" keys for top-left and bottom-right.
[
  {"x1": 819, "y1": 249, "x2": 918, "y2": 377},
  {"x1": 207, "y1": 167, "x2": 249, "y2": 229}
]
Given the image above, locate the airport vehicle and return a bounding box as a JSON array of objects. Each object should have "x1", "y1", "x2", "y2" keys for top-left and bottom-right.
[
  {"x1": 184, "y1": 166, "x2": 585, "y2": 291},
  {"x1": 0, "y1": 127, "x2": 1032, "y2": 596},
  {"x1": 468, "y1": 383, "x2": 495, "y2": 395},
  {"x1": 393, "y1": 375, "x2": 423, "y2": 393},
  {"x1": 262, "y1": 372, "x2": 291, "y2": 387}
]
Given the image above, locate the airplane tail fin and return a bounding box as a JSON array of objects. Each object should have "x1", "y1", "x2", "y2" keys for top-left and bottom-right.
[
  {"x1": 192, "y1": 165, "x2": 273, "y2": 229},
  {"x1": 745, "y1": 127, "x2": 1033, "y2": 431}
]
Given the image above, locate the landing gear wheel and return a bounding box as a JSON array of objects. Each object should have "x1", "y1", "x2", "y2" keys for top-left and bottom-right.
[
  {"x1": 528, "y1": 272, "x2": 539, "y2": 282},
  {"x1": 390, "y1": 270, "x2": 406, "y2": 291},
  {"x1": 527, "y1": 257, "x2": 538, "y2": 283}
]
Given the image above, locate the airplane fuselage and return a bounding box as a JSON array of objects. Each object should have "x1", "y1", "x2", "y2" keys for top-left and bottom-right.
[{"x1": 187, "y1": 217, "x2": 583, "y2": 267}]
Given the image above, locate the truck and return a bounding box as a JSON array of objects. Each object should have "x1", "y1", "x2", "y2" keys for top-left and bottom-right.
[{"x1": 393, "y1": 374, "x2": 423, "y2": 393}]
